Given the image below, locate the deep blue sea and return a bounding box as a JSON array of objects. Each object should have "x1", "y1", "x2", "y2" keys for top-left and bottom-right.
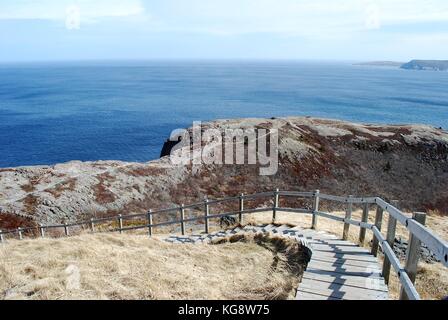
[{"x1": 1, "y1": 61, "x2": 448, "y2": 168}]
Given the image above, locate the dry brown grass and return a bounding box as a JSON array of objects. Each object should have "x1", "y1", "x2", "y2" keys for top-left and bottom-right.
[
  {"x1": 246, "y1": 209, "x2": 448, "y2": 300},
  {"x1": 0, "y1": 233, "x2": 305, "y2": 300}
]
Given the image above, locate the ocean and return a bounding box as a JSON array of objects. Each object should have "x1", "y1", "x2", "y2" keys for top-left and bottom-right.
[{"x1": 0, "y1": 60, "x2": 447, "y2": 168}]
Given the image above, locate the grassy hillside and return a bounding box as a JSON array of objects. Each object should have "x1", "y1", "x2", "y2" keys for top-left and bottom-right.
[{"x1": 0, "y1": 233, "x2": 305, "y2": 300}]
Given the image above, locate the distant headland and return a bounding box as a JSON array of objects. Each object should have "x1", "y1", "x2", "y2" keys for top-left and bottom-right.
[
  {"x1": 401, "y1": 60, "x2": 448, "y2": 71},
  {"x1": 354, "y1": 61, "x2": 404, "y2": 67},
  {"x1": 356, "y1": 59, "x2": 448, "y2": 71}
]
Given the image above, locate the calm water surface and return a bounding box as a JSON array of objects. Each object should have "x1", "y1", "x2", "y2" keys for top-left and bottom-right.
[{"x1": 0, "y1": 61, "x2": 447, "y2": 168}]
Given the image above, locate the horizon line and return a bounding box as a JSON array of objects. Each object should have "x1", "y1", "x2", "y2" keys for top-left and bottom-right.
[{"x1": 0, "y1": 57, "x2": 412, "y2": 65}]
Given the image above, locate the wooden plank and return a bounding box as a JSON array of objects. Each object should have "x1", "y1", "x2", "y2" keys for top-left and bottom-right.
[
  {"x1": 118, "y1": 215, "x2": 123, "y2": 234},
  {"x1": 147, "y1": 210, "x2": 153, "y2": 237},
  {"x1": 311, "y1": 189, "x2": 320, "y2": 230},
  {"x1": 180, "y1": 205, "x2": 186, "y2": 236},
  {"x1": 371, "y1": 226, "x2": 420, "y2": 300},
  {"x1": 311, "y1": 256, "x2": 381, "y2": 269},
  {"x1": 239, "y1": 194, "x2": 244, "y2": 224},
  {"x1": 308, "y1": 260, "x2": 382, "y2": 274},
  {"x1": 299, "y1": 234, "x2": 336, "y2": 241},
  {"x1": 204, "y1": 200, "x2": 210, "y2": 234},
  {"x1": 407, "y1": 218, "x2": 448, "y2": 268},
  {"x1": 343, "y1": 195, "x2": 353, "y2": 240},
  {"x1": 311, "y1": 245, "x2": 372, "y2": 254},
  {"x1": 318, "y1": 194, "x2": 349, "y2": 203},
  {"x1": 273, "y1": 189, "x2": 279, "y2": 222},
  {"x1": 359, "y1": 203, "x2": 369, "y2": 245},
  {"x1": 278, "y1": 191, "x2": 314, "y2": 197},
  {"x1": 296, "y1": 290, "x2": 341, "y2": 301},
  {"x1": 306, "y1": 264, "x2": 382, "y2": 279},
  {"x1": 298, "y1": 281, "x2": 388, "y2": 300},
  {"x1": 300, "y1": 278, "x2": 388, "y2": 296},
  {"x1": 39, "y1": 224, "x2": 45, "y2": 237},
  {"x1": 312, "y1": 242, "x2": 361, "y2": 249},
  {"x1": 312, "y1": 251, "x2": 379, "y2": 263},
  {"x1": 375, "y1": 197, "x2": 407, "y2": 225},
  {"x1": 383, "y1": 213, "x2": 397, "y2": 285},
  {"x1": 302, "y1": 273, "x2": 388, "y2": 292},
  {"x1": 371, "y1": 206, "x2": 384, "y2": 257},
  {"x1": 400, "y1": 212, "x2": 426, "y2": 300},
  {"x1": 312, "y1": 239, "x2": 358, "y2": 245},
  {"x1": 294, "y1": 232, "x2": 336, "y2": 240}
]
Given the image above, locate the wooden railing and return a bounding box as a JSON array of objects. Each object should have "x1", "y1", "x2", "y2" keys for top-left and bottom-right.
[{"x1": 1, "y1": 190, "x2": 447, "y2": 300}]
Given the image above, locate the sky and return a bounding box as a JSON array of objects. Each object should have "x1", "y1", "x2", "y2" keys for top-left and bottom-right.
[{"x1": 1, "y1": 0, "x2": 448, "y2": 62}]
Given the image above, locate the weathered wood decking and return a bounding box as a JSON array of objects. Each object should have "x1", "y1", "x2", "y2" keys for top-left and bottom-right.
[
  {"x1": 291, "y1": 226, "x2": 389, "y2": 300},
  {"x1": 165, "y1": 224, "x2": 389, "y2": 300}
]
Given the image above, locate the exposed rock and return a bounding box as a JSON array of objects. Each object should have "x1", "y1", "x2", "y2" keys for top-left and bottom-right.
[
  {"x1": 1, "y1": 117, "x2": 448, "y2": 227},
  {"x1": 391, "y1": 237, "x2": 440, "y2": 264}
]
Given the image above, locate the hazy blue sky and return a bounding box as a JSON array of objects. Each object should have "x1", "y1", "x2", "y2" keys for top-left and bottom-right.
[{"x1": 1, "y1": 0, "x2": 448, "y2": 62}]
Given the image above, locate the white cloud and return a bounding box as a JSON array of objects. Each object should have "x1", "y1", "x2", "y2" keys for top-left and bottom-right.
[
  {"x1": 365, "y1": 3, "x2": 381, "y2": 30},
  {"x1": 1, "y1": 0, "x2": 447, "y2": 37},
  {"x1": 142, "y1": 0, "x2": 448, "y2": 38},
  {"x1": 0, "y1": 0, "x2": 145, "y2": 21},
  {"x1": 65, "y1": 5, "x2": 81, "y2": 30}
]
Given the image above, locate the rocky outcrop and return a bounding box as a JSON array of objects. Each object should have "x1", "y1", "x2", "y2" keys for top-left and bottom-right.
[
  {"x1": 391, "y1": 237, "x2": 440, "y2": 264},
  {"x1": 1, "y1": 117, "x2": 447, "y2": 227},
  {"x1": 401, "y1": 60, "x2": 448, "y2": 71}
]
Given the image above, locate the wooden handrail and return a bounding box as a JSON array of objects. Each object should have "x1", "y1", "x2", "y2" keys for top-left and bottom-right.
[{"x1": 1, "y1": 189, "x2": 447, "y2": 300}]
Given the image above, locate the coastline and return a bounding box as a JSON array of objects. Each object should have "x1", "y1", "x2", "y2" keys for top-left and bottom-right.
[{"x1": 1, "y1": 116, "x2": 447, "y2": 227}]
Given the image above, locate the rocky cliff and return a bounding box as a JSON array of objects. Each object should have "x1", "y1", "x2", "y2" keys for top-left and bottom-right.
[{"x1": 1, "y1": 117, "x2": 447, "y2": 228}]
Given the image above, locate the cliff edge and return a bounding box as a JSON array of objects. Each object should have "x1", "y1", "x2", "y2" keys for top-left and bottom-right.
[{"x1": 1, "y1": 117, "x2": 447, "y2": 228}]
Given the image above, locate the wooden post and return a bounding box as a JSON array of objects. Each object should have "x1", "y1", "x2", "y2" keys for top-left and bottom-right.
[
  {"x1": 371, "y1": 206, "x2": 384, "y2": 257},
  {"x1": 204, "y1": 199, "x2": 210, "y2": 234},
  {"x1": 382, "y1": 200, "x2": 398, "y2": 285},
  {"x1": 273, "y1": 189, "x2": 279, "y2": 223},
  {"x1": 147, "y1": 210, "x2": 153, "y2": 237},
  {"x1": 311, "y1": 190, "x2": 320, "y2": 230},
  {"x1": 90, "y1": 218, "x2": 95, "y2": 233},
  {"x1": 180, "y1": 205, "x2": 186, "y2": 236},
  {"x1": 400, "y1": 212, "x2": 426, "y2": 300},
  {"x1": 18, "y1": 227, "x2": 23, "y2": 240},
  {"x1": 359, "y1": 203, "x2": 369, "y2": 245},
  {"x1": 239, "y1": 193, "x2": 244, "y2": 224},
  {"x1": 118, "y1": 214, "x2": 123, "y2": 234},
  {"x1": 342, "y1": 195, "x2": 353, "y2": 240},
  {"x1": 39, "y1": 224, "x2": 45, "y2": 238},
  {"x1": 0, "y1": 230, "x2": 4, "y2": 243},
  {"x1": 64, "y1": 224, "x2": 69, "y2": 236}
]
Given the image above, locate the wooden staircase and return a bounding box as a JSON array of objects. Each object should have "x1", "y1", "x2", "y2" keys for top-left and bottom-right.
[{"x1": 165, "y1": 224, "x2": 389, "y2": 300}]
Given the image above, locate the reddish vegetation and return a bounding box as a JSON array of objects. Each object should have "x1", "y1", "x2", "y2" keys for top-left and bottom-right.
[
  {"x1": 46, "y1": 178, "x2": 77, "y2": 198},
  {"x1": 424, "y1": 196, "x2": 448, "y2": 216},
  {"x1": 20, "y1": 183, "x2": 35, "y2": 193},
  {"x1": 1, "y1": 117, "x2": 447, "y2": 225},
  {"x1": 23, "y1": 194, "x2": 39, "y2": 213},
  {"x1": 94, "y1": 173, "x2": 117, "y2": 205},
  {"x1": 0, "y1": 213, "x2": 34, "y2": 230}
]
